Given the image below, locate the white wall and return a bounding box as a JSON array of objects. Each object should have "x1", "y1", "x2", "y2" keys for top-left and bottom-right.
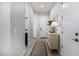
[
  {"x1": 25, "y1": 3, "x2": 34, "y2": 46},
  {"x1": 0, "y1": 2, "x2": 25, "y2": 56},
  {"x1": 50, "y1": 3, "x2": 62, "y2": 33},
  {"x1": 33, "y1": 13, "x2": 49, "y2": 38},
  {"x1": 33, "y1": 13, "x2": 39, "y2": 38},
  {"x1": 60, "y1": 2, "x2": 79, "y2": 56},
  {"x1": 25, "y1": 3, "x2": 33, "y2": 30},
  {"x1": 10, "y1": 2, "x2": 25, "y2": 56},
  {"x1": 0, "y1": 2, "x2": 10, "y2": 56}
]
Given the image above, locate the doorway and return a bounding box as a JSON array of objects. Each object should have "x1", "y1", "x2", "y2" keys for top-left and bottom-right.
[{"x1": 36, "y1": 13, "x2": 49, "y2": 40}]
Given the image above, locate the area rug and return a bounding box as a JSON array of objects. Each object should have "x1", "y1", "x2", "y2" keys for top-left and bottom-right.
[{"x1": 30, "y1": 40, "x2": 47, "y2": 56}]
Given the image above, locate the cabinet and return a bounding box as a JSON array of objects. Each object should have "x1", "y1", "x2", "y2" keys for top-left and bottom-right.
[{"x1": 47, "y1": 33, "x2": 59, "y2": 50}]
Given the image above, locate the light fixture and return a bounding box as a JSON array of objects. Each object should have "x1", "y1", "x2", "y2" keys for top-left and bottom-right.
[
  {"x1": 40, "y1": 5, "x2": 44, "y2": 8},
  {"x1": 63, "y1": 4, "x2": 68, "y2": 8},
  {"x1": 61, "y1": 2, "x2": 68, "y2": 8}
]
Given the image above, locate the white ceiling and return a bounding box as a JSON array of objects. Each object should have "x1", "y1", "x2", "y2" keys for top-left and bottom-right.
[{"x1": 29, "y1": 2, "x2": 56, "y2": 14}]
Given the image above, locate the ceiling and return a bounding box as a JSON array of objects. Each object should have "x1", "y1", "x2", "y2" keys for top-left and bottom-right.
[{"x1": 29, "y1": 2, "x2": 56, "y2": 14}]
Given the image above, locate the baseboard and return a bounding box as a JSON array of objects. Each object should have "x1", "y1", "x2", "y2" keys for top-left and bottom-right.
[
  {"x1": 40, "y1": 37, "x2": 47, "y2": 39},
  {"x1": 33, "y1": 37, "x2": 47, "y2": 39},
  {"x1": 33, "y1": 37, "x2": 37, "y2": 39}
]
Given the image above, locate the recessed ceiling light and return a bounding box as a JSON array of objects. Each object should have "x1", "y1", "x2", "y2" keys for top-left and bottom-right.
[
  {"x1": 63, "y1": 4, "x2": 68, "y2": 8},
  {"x1": 40, "y1": 5, "x2": 44, "y2": 8}
]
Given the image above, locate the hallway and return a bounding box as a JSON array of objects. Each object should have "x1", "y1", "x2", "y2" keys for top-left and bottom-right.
[
  {"x1": 25, "y1": 2, "x2": 61, "y2": 56},
  {"x1": 0, "y1": 2, "x2": 79, "y2": 56}
]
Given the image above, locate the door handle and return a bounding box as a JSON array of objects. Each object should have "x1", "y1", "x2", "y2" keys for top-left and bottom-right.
[{"x1": 72, "y1": 38, "x2": 78, "y2": 42}]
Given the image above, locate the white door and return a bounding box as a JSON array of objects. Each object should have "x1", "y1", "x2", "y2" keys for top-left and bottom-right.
[
  {"x1": 39, "y1": 14, "x2": 49, "y2": 39},
  {"x1": 33, "y1": 13, "x2": 49, "y2": 40}
]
